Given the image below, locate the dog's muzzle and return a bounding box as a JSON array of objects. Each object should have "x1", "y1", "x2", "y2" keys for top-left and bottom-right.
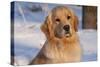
[{"x1": 63, "y1": 25, "x2": 71, "y2": 37}]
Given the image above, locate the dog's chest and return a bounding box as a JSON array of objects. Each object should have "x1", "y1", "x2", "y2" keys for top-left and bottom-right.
[{"x1": 43, "y1": 42, "x2": 81, "y2": 62}]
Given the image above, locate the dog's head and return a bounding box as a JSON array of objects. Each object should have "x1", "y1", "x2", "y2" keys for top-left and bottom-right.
[{"x1": 41, "y1": 6, "x2": 78, "y2": 39}]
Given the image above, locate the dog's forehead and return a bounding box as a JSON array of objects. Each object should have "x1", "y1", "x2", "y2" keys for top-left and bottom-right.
[{"x1": 52, "y1": 6, "x2": 72, "y2": 16}]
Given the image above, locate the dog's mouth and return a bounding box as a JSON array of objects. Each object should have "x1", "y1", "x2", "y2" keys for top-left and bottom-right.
[
  {"x1": 54, "y1": 29, "x2": 72, "y2": 38},
  {"x1": 65, "y1": 31, "x2": 72, "y2": 37},
  {"x1": 55, "y1": 33, "x2": 72, "y2": 38},
  {"x1": 65, "y1": 33, "x2": 71, "y2": 37}
]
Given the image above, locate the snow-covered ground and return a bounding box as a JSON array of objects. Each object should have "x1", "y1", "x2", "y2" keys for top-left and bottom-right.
[
  {"x1": 78, "y1": 30, "x2": 97, "y2": 62},
  {"x1": 12, "y1": 22, "x2": 97, "y2": 66}
]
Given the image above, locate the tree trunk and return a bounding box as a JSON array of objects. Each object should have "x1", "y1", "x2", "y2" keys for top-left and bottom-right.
[{"x1": 82, "y1": 6, "x2": 97, "y2": 29}]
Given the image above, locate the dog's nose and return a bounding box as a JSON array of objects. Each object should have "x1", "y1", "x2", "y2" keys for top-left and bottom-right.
[{"x1": 63, "y1": 25, "x2": 70, "y2": 31}]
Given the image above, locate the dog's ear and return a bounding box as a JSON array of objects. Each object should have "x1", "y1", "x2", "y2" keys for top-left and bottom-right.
[
  {"x1": 70, "y1": 8, "x2": 79, "y2": 32},
  {"x1": 41, "y1": 14, "x2": 54, "y2": 39},
  {"x1": 74, "y1": 15, "x2": 79, "y2": 32}
]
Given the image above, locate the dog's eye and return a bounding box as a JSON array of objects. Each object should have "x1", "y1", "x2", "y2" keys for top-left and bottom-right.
[
  {"x1": 67, "y1": 16, "x2": 71, "y2": 20},
  {"x1": 55, "y1": 18, "x2": 60, "y2": 24},
  {"x1": 55, "y1": 18, "x2": 60, "y2": 22}
]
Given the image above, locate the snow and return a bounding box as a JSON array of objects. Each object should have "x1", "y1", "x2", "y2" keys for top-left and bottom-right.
[
  {"x1": 12, "y1": 22, "x2": 97, "y2": 65},
  {"x1": 78, "y1": 30, "x2": 97, "y2": 62}
]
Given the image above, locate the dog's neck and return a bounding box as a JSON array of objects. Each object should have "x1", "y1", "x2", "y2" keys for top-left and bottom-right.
[{"x1": 42, "y1": 33, "x2": 80, "y2": 60}]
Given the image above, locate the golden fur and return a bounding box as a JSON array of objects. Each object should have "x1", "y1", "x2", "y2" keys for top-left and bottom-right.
[{"x1": 30, "y1": 6, "x2": 81, "y2": 64}]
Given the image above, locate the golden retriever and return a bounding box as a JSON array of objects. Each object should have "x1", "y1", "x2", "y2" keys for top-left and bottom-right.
[{"x1": 29, "y1": 6, "x2": 81, "y2": 64}]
